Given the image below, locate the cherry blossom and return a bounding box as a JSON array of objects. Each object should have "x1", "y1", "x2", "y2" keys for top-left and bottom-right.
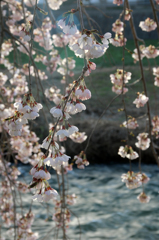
[
  {"x1": 132, "y1": 45, "x2": 145, "y2": 63},
  {"x1": 137, "y1": 192, "x2": 150, "y2": 203},
  {"x1": 133, "y1": 93, "x2": 149, "y2": 108},
  {"x1": 47, "y1": 0, "x2": 67, "y2": 10},
  {"x1": 112, "y1": 19, "x2": 124, "y2": 33},
  {"x1": 43, "y1": 188, "x2": 58, "y2": 202},
  {"x1": 153, "y1": 67, "x2": 159, "y2": 77},
  {"x1": 135, "y1": 133, "x2": 150, "y2": 150},
  {"x1": 68, "y1": 125, "x2": 79, "y2": 135},
  {"x1": 58, "y1": 14, "x2": 78, "y2": 35},
  {"x1": 113, "y1": 0, "x2": 123, "y2": 5},
  {"x1": 140, "y1": 173, "x2": 150, "y2": 184},
  {"x1": 85, "y1": 61, "x2": 96, "y2": 76},
  {"x1": 74, "y1": 151, "x2": 89, "y2": 169},
  {"x1": 34, "y1": 169, "x2": 51, "y2": 180},
  {"x1": 24, "y1": 0, "x2": 39, "y2": 7},
  {"x1": 45, "y1": 86, "x2": 62, "y2": 104},
  {"x1": 67, "y1": 194, "x2": 76, "y2": 205},
  {"x1": 110, "y1": 33, "x2": 127, "y2": 47},
  {"x1": 69, "y1": 131, "x2": 87, "y2": 143},
  {"x1": 56, "y1": 128, "x2": 69, "y2": 138},
  {"x1": 139, "y1": 18, "x2": 157, "y2": 32},
  {"x1": 112, "y1": 85, "x2": 128, "y2": 94},
  {"x1": 118, "y1": 146, "x2": 128, "y2": 158},
  {"x1": 69, "y1": 30, "x2": 111, "y2": 59},
  {"x1": 0, "y1": 72, "x2": 8, "y2": 86},
  {"x1": 143, "y1": 45, "x2": 159, "y2": 59},
  {"x1": 121, "y1": 171, "x2": 142, "y2": 189},
  {"x1": 118, "y1": 146, "x2": 139, "y2": 160},
  {"x1": 100, "y1": 32, "x2": 112, "y2": 46},
  {"x1": 122, "y1": 118, "x2": 139, "y2": 129}
]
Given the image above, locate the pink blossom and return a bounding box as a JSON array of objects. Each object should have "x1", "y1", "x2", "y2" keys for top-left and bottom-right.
[
  {"x1": 58, "y1": 15, "x2": 78, "y2": 35},
  {"x1": 135, "y1": 133, "x2": 150, "y2": 150},
  {"x1": 43, "y1": 188, "x2": 58, "y2": 202},
  {"x1": 137, "y1": 192, "x2": 150, "y2": 203},
  {"x1": 113, "y1": 0, "x2": 123, "y2": 5},
  {"x1": 121, "y1": 171, "x2": 142, "y2": 189},
  {"x1": 153, "y1": 67, "x2": 159, "y2": 77},
  {"x1": 67, "y1": 194, "x2": 76, "y2": 205},
  {"x1": 50, "y1": 107, "x2": 63, "y2": 118},
  {"x1": 68, "y1": 125, "x2": 79, "y2": 135},
  {"x1": 118, "y1": 145, "x2": 138, "y2": 160},
  {"x1": 133, "y1": 93, "x2": 149, "y2": 108},
  {"x1": 112, "y1": 19, "x2": 124, "y2": 33},
  {"x1": 132, "y1": 45, "x2": 145, "y2": 63},
  {"x1": 139, "y1": 18, "x2": 157, "y2": 32},
  {"x1": 34, "y1": 169, "x2": 51, "y2": 180},
  {"x1": 69, "y1": 131, "x2": 87, "y2": 143},
  {"x1": 112, "y1": 85, "x2": 128, "y2": 95},
  {"x1": 143, "y1": 45, "x2": 159, "y2": 59},
  {"x1": 56, "y1": 129, "x2": 69, "y2": 138},
  {"x1": 122, "y1": 118, "x2": 139, "y2": 129},
  {"x1": 75, "y1": 102, "x2": 86, "y2": 113},
  {"x1": 140, "y1": 173, "x2": 150, "y2": 184},
  {"x1": 110, "y1": 33, "x2": 127, "y2": 47},
  {"x1": 0, "y1": 72, "x2": 8, "y2": 86},
  {"x1": 48, "y1": 0, "x2": 66, "y2": 10}
]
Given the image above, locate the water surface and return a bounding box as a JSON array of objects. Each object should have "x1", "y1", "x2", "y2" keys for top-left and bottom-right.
[{"x1": 5, "y1": 164, "x2": 159, "y2": 240}]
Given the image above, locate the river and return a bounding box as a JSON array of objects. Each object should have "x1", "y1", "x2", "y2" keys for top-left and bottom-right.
[{"x1": 3, "y1": 163, "x2": 159, "y2": 240}]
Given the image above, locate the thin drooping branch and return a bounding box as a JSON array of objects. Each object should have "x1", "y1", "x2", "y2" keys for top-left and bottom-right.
[
  {"x1": 126, "y1": 0, "x2": 159, "y2": 167},
  {"x1": 3, "y1": 28, "x2": 54, "y2": 118},
  {"x1": 78, "y1": 0, "x2": 85, "y2": 33},
  {"x1": 46, "y1": 65, "x2": 88, "y2": 155},
  {"x1": 45, "y1": 0, "x2": 56, "y2": 25},
  {"x1": 149, "y1": 0, "x2": 159, "y2": 38},
  {"x1": 84, "y1": 94, "x2": 121, "y2": 152},
  {"x1": 29, "y1": 0, "x2": 38, "y2": 94},
  {"x1": 121, "y1": 0, "x2": 132, "y2": 170},
  {"x1": 78, "y1": 0, "x2": 87, "y2": 68}
]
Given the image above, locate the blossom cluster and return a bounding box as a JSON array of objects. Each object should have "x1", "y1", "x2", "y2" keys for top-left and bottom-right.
[
  {"x1": 110, "y1": 69, "x2": 132, "y2": 94},
  {"x1": 132, "y1": 44, "x2": 159, "y2": 63},
  {"x1": 0, "y1": 157, "x2": 38, "y2": 239},
  {"x1": 118, "y1": 145, "x2": 139, "y2": 160},
  {"x1": 133, "y1": 92, "x2": 149, "y2": 108},
  {"x1": 122, "y1": 117, "x2": 139, "y2": 130},
  {"x1": 110, "y1": 13, "x2": 130, "y2": 47},
  {"x1": 5, "y1": 93, "x2": 42, "y2": 137},
  {"x1": 121, "y1": 171, "x2": 150, "y2": 203},
  {"x1": 139, "y1": 18, "x2": 157, "y2": 32}
]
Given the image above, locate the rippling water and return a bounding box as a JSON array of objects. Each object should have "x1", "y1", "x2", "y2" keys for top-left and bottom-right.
[{"x1": 4, "y1": 164, "x2": 159, "y2": 240}]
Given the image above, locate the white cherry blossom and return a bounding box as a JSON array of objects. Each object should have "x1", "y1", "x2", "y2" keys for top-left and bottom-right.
[
  {"x1": 50, "y1": 107, "x2": 63, "y2": 118},
  {"x1": 43, "y1": 189, "x2": 58, "y2": 202}
]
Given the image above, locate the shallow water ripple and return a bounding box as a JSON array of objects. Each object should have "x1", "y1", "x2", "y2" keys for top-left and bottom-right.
[{"x1": 5, "y1": 164, "x2": 159, "y2": 240}]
